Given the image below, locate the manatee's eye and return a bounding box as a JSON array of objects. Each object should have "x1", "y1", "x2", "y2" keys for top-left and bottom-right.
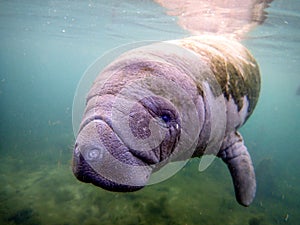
[
  {"x1": 161, "y1": 114, "x2": 171, "y2": 123},
  {"x1": 158, "y1": 110, "x2": 175, "y2": 127},
  {"x1": 138, "y1": 96, "x2": 180, "y2": 129}
]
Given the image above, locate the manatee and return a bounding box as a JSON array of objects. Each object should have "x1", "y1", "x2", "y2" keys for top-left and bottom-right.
[{"x1": 72, "y1": 35, "x2": 260, "y2": 207}]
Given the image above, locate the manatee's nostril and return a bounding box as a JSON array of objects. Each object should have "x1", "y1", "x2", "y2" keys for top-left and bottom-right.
[
  {"x1": 86, "y1": 149, "x2": 102, "y2": 161},
  {"x1": 74, "y1": 143, "x2": 80, "y2": 156}
]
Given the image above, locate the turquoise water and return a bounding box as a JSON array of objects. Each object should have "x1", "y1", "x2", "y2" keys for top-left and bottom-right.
[{"x1": 0, "y1": 0, "x2": 299, "y2": 225}]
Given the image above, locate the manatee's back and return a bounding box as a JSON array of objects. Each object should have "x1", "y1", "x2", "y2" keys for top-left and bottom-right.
[{"x1": 175, "y1": 36, "x2": 261, "y2": 120}]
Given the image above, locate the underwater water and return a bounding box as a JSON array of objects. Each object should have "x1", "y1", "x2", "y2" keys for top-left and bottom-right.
[{"x1": 0, "y1": 0, "x2": 299, "y2": 224}]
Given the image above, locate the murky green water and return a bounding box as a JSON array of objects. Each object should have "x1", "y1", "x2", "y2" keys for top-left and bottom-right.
[{"x1": 0, "y1": 0, "x2": 299, "y2": 224}]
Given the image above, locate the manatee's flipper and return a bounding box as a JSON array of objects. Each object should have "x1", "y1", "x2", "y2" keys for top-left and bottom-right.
[{"x1": 218, "y1": 132, "x2": 256, "y2": 207}]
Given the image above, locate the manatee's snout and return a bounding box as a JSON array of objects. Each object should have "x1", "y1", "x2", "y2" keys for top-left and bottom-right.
[
  {"x1": 72, "y1": 140, "x2": 145, "y2": 192},
  {"x1": 72, "y1": 95, "x2": 181, "y2": 191},
  {"x1": 72, "y1": 118, "x2": 151, "y2": 191}
]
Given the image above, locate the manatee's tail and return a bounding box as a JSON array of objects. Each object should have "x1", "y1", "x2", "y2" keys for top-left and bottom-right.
[{"x1": 218, "y1": 132, "x2": 256, "y2": 207}]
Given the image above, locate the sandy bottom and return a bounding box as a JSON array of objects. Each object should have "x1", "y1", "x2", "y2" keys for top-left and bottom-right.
[{"x1": 0, "y1": 135, "x2": 298, "y2": 225}]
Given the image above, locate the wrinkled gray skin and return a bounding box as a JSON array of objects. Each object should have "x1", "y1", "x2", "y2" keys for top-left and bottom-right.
[{"x1": 72, "y1": 36, "x2": 260, "y2": 207}]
